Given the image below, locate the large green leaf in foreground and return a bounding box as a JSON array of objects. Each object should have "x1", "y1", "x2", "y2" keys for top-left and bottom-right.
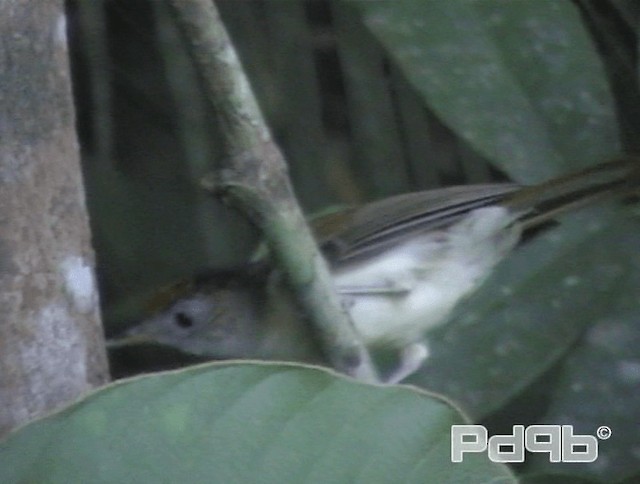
[{"x1": 0, "y1": 363, "x2": 513, "y2": 483}]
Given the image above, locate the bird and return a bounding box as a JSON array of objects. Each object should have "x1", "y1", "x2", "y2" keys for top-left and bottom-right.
[{"x1": 110, "y1": 156, "x2": 640, "y2": 383}]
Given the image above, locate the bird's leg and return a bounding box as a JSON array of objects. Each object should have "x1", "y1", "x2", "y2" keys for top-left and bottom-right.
[{"x1": 385, "y1": 342, "x2": 429, "y2": 384}]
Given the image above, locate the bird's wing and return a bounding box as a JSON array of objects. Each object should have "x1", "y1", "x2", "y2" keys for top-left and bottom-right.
[{"x1": 318, "y1": 183, "x2": 522, "y2": 264}]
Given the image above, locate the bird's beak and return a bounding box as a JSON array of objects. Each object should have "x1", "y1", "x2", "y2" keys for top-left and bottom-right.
[{"x1": 105, "y1": 326, "x2": 157, "y2": 349}]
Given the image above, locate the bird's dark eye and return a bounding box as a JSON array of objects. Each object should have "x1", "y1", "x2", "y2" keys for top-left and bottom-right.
[{"x1": 174, "y1": 312, "x2": 194, "y2": 328}]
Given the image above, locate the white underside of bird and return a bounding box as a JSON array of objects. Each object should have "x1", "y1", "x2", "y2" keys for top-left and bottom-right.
[{"x1": 333, "y1": 206, "x2": 521, "y2": 346}]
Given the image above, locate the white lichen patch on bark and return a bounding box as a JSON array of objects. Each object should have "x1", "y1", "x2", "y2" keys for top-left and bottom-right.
[
  {"x1": 55, "y1": 13, "x2": 67, "y2": 47},
  {"x1": 60, "y1": 255, "x2": 98, "y2": 314}
]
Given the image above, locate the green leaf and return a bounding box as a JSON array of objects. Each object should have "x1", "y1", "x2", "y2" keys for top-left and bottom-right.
[
  {"x1": 617, "y1": 473, "x2": 640, "y2": 484},
  {"x1": 0, "y1": 363, "x2": 514, "y2": 484},
  {"x1": 526, "y1": 285, "x2": 640, "y2": 481},
  {"x1": 410, "y1": 206, "x2": 638, "y2": 420},
  {"x1": 353, "y1": 0, "x2": 620, "y2": 181},
  {"x1": 519, "y1": 473, "x2": 601, "y2": 484}
]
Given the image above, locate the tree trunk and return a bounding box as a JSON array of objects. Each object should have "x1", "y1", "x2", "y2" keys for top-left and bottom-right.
[{"x1": 0, "y1": 0, "x2": 110, "y2": 437}]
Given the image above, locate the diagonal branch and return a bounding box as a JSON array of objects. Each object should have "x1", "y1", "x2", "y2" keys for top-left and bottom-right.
[{"x1": 169, "y1": 0, "x2": 379, "y2": 382}]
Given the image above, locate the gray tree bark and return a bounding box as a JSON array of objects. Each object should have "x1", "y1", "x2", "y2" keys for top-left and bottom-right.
[{"x1": 0, "y1": 0, "x2": 110, "y2": 437}]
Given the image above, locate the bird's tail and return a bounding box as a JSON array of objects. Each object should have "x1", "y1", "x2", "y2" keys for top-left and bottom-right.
[{"x1": 503, "y1": 156, "x2": 640, "y2": 230}]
